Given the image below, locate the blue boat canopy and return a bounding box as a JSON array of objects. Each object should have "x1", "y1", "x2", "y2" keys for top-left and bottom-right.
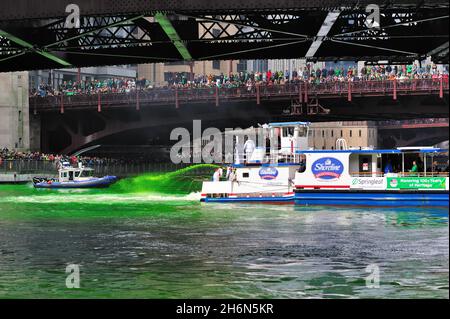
[
  {"x1": 269, "y1": 122, "x2": 311, "y2": 127},
  {"x1": 397, "y1": 147, "x2": 448, "y2": 153},
  {"x1": 296, "y1": 149, "x2": 401, "y2": 154},
  {"x1": 296, "y1": 148, "x2": 449, "y2": 155}
]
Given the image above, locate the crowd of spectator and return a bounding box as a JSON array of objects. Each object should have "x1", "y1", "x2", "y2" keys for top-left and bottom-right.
[
  {"x1": 30, "y1": 63, "x2": 449, "y2": 98},
  {"x1": 0, "y1": 148, "x2": 166, "y2": 168},
  {"x1": 378, "y1": 118, "x2": 449, "y2": 127},
  {"x1": 30, "y1": 77, "x2": 149, "y2": 98}
]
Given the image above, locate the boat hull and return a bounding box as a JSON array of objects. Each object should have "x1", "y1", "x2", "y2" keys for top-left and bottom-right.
[
  {"x1": 294, "y1": 190, "x2": 449, "y2": 207},
  {"x1": 33, "y1": 176, "x2": 117, "y2": 189},
  {"x1": 201, "y1": 195, "x2": 294, "y2": 203}
]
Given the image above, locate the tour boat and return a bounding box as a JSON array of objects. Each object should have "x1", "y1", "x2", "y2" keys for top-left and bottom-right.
[
  {"x1": 200, "y1": 120, "x2": 449, "y2": 207},
  {"x1": 294, "y1": 147, "x2": 449, "y2": 207},
  {"x1": 200, "y1": 122, "x2": 310, "y2": 203},
  {"x1": 33, "y1": 164, "x2": 117, "y2": 189}
]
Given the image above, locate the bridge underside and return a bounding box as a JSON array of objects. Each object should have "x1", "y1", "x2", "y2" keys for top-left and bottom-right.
[
  {"x1": 36, "y1": 94, "x2": 449, "y2": 154},
  {"x1": 379, "y1": 127, "x2": 449, "y2": 147},
  {"x1": 0, "y1": 1, "x2": 448, "y2": 72}
]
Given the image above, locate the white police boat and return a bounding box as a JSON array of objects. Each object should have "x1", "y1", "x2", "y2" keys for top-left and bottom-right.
[
  {"x1": 33, "y1": 163, "x2": 117, "y2": 189},
  {"x1": 200, "y1": 122, "x2": 310, "y2": 203}
]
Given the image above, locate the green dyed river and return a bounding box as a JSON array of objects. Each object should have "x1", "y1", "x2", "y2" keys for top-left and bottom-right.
[{"x1": 0, "y1": 167, "x2": 448, "y2": 299}]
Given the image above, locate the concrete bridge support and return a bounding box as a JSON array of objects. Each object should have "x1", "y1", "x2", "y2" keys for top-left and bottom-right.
[{"x1": 0, "y1": 72, "x2": 30, "y2": 151}]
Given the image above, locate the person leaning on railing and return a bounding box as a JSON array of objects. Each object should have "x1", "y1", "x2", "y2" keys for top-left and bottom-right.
[{"x1": 29, "y1": 65, "x2": 449, "y2": 98}]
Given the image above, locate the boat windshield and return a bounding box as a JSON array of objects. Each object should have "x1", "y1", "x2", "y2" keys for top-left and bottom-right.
[{"x1": 79, "y1": 170, "x2": 94, "y2": 177}]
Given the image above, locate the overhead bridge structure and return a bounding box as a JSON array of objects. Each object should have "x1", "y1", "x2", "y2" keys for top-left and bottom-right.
[{"x1": 0, "y1": 0, "x2": 449, "y2": 72}]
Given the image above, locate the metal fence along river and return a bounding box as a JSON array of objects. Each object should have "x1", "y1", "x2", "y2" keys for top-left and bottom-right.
[{"x1": 0, "y1": 160, "x2": 198, "y2": 178}]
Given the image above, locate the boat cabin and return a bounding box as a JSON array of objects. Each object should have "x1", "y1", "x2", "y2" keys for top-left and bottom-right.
[
  {"x1": 294, "y1": 147, "x2": 449, "y2": 190},
  {"x1": 269, "y1": 122, "x2": 310, "y2": 161},
  {"x1": 232, "y1": 121, "x2": 310, "y2": 165},
  {"x1": 58, "y1": 166, "x2": 95, "y2": 182}
]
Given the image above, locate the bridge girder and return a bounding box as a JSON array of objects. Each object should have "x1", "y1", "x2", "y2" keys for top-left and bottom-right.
[
  {"x1": 0, "y1": 1, "x2": 448, "y2": 71},
  {"x1": 2, "y1": 1, "x2": 450, "y2": 21}
]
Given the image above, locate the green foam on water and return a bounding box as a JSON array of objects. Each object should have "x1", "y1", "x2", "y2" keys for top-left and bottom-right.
[{"x1": 111, "y1": 164, "x2": 219, "y2": 195}]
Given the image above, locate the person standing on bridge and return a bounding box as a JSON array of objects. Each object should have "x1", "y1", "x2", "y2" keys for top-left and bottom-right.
[{"x1": 267, "y1": 70, "x2": 272, "y2": 82}]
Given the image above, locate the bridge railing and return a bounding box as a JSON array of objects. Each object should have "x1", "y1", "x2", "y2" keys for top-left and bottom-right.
[{"x1": 30, "y1": 78, "x2": 449, "y2": 111}]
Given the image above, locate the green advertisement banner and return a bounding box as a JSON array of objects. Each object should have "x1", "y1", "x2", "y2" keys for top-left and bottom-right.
[{"x1": 387, "y1": 177, "x2": 447, "y2": 190}]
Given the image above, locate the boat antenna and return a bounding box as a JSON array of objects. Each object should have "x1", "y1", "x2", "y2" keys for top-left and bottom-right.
[{"x1": 71, "y1": 145, "x2": 101, "y2": 157}]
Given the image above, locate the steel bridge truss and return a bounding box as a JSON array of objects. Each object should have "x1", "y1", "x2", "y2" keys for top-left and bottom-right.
[
  {"x1": 0, "y1": 6, "x2": 448, "y2": 71},
  {"x1": 46, "y1": 16, "x2": 153, "y2": 51}
]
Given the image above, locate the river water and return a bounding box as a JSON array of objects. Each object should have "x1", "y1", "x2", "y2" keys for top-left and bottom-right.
[{"x1": 0, "y1": 169, "x2": 448, "y2": 299}]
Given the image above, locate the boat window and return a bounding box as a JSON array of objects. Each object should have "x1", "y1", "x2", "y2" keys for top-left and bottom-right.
[
  {"x1": 298, "y1": 156, "x2": 306, "y2": 173},
  {"x1": 359, "y1": 156, "x2": 371, "y2": 174},
  {"x1": 75, "y1": 171, "x2": 81, "y2": 178},
  {"x1": 80, "y1": 170, "x2": 94, "y2": 177},
  {"x1": 242, "y1": 172, "x2": 249, "y2": 178},
  {"x1": 283, "y1": 127, "x2": 294, "y2": 137},
  {"x1": 298, "y1": 127, "x2": 307, "y2": 137}
]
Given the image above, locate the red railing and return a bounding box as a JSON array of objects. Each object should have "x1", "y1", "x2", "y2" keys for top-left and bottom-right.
[{"x1": 30, "y1": 78, "x2": 449, "y2": 113}]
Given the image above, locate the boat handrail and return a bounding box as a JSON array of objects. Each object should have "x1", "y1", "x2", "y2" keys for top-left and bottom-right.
[
  {"x1": 399, "y1": 172, "x2": 449, "y2": 177},
  {"x1": 242, "y1": 153, "x2": 302, "y2": 165},
  {"x1": 350, "y1": 171, "x2": 449, "y2": 177},
  {"x1": 350, "y1": 172, "x2": 384, "y2": 177},
  {"x1": 58, "y1": 166, "x2": 94, "y2": 171}
]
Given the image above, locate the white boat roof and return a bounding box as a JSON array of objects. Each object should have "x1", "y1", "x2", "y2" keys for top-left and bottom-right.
[
  {"x1": 397, "y1": 146, "x2": 447, "y2": 152},
  {"x1": 59, "y1": 167, "x2": 94, "y2": 171}
]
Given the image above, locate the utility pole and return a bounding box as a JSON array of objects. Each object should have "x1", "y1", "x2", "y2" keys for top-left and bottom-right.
[{"x1": 189, "y1": 61, "x2": 194, "y2": 82}]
